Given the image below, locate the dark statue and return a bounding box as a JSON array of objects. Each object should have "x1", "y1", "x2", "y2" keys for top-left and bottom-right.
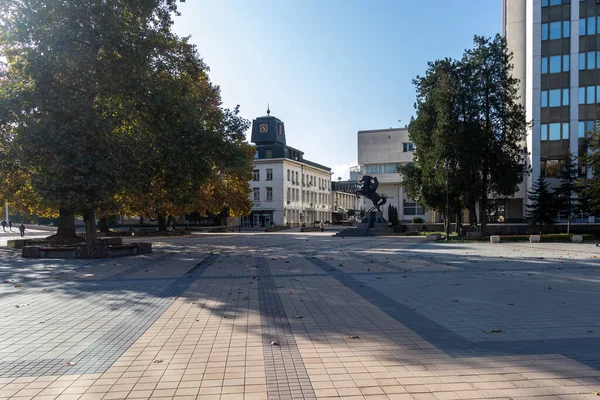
[{"x1": 355, "y1": 175, "x2": 387, "y2": 214}]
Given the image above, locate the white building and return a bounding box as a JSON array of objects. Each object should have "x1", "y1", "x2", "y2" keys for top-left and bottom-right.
[
  {"x1": 242, "y1": 110, "x2": 332, "y2": 228},
  {"x1": 357, "y1": 128, "x2": 431, "y2": 222}
]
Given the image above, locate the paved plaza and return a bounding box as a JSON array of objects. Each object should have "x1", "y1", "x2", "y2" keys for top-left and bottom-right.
[{"x1": 1, "y1": 231, "x2": 600, "y2": 399}]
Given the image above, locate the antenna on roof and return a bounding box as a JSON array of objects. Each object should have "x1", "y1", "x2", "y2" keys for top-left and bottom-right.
[{"x1": 267, "y1": 103, "x2": 270, "y2": 116}]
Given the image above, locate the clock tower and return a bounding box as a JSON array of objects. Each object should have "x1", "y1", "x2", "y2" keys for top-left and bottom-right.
[{"x1": 250, "y1": 106, "x2": 286, "y2": 146}]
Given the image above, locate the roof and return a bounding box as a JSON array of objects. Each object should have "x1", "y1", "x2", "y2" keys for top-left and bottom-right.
[{"x1": 357, "y1": 127, "x2": 409, "y2": 134}]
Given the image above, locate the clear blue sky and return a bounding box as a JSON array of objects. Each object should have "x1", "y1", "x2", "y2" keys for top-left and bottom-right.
[{"x1": 172, "y1": 0, "x2": 501, "y2": 180}]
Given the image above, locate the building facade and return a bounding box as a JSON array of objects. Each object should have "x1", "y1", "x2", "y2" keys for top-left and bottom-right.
[
  {"x1": 243, "y1": 111, "x2": 332, "y2": 227},
  {"x1": 503, "y1": 0, "x2": 594, "y2": 219},
  {"x1": 331, "y1": 180, "x2": 363, "y2": 224},
  {"x1": 357, "y1": 128, "x2": 429, "y2": 222}
]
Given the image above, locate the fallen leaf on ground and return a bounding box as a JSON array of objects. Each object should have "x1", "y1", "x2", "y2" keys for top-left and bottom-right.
[
  {"x1": 153, "y1": 360, "x2": 163, "y2": 363},
  {"x1": 507, "y1": 302, "x2": 514, "y2": 305},
  {"x1": 348, "y1": 335, "x2": 359, "y2": 339},
  {"x1": 66, "y1": 362, "x2": 76, "y2": 366},
  {"x1": 270, "y1": 341, "x2": 279, "y2": 346},
  {"x1": 484, "y1": 329, "x2": 504, "y2": 333},
  {"x1": 295, "y1": 315, "x2": 303, "y2": 319}
]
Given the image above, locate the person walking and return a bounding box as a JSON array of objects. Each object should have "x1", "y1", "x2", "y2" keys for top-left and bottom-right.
[
  {"x1": 8, "y1": 220, "x2": 12, "y2": 231},
  {"x1": 19, "y1": 223, "x2": 25, "y2": 237},
  {"x1": 319, "y1": 221, "x2": 324, "y2": 232},
  {"x1": 1, "y1": 220, "x2": 6, "y2": 232}
]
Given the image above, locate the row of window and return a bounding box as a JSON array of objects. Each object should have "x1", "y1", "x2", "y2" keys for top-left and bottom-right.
[
  {"x1": 540, "y1": 88, "x2": 569, "y2": 107},
  {"x1": 578, "y1": 85, "x2": 600, "y2": 104},
  {"x1": 542, "y1": 52, "x2": 600, "y2": 73},
  {"x1": 540, "y1": 121, "x2": 595, "y2": 141},
  {"x1": 540, "y1": 123, "x2": 570, "y2": 141},
  {"x1": 252, "y1": 187, "x2": 273, "y2": 202},
  {"x1": 287, "y1": 188, "x2": 330, "y2": 205},
  {"x1": 542, "y1": 21, "x2": 570, "y2": 40},
  {"x1": 364, "y1": 163, "x2": 407, "y2": 175},
  {"x1": 286, "y1": 169, "x2": 330, "y2": 189},
  {"x1": 541, "y1": 0, "x2": 570, "y2": 5},
  {"x1": 578, "y1": 51, "x2": 600, "y2": 70},
  {"x1": 402, "y1": 142, "x2": 414, "y2": 152},
  {"x1": 579, "y1": 16, "x2": 600, "y2": 36},
  {"x1": 541, "y1": 55, "x2": 570, "y2": 74},
  {"x1": 252, "y1": 169, "x2": 273, "y2": 181},
  {"x1": 579, "y1": 120, "x2": 597, "y2": 137}
]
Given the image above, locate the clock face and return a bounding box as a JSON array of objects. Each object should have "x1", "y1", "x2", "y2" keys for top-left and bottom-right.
[{"x1": 260, "y1": 124, "x2": 268, "y2": 133}]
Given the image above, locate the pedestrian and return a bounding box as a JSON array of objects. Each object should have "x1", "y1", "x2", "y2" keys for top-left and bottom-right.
[
  {"x1": 8, "y1": 220, "x2": 12, "y2": 231},
  {"x1": 19, "y1": 223, "x2": 25, "y2": 237},
  {"x1": 319, "y1": 221, "x2": 324, "y2": 232},
  {"x1": 1, "y1": 220, "x2": 6, "y2": 232}
]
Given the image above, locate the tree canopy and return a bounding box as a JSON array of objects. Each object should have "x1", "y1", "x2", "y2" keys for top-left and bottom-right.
[
  {"x1": 0, "y1": 0, "x2": 254, "y2": 241},
  {"x1": 400, "y1": 35, "x2": 528, "y2": 234}
]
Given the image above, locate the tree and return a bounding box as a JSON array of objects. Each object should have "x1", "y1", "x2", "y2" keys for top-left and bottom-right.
[
  {"x1": 401, "y1": 35, "x2": 528, "y2": 235},
  {"x1": 580, "y1": 122, "x2": 600, "y2": 217},
  {"x1": 387, "y1": 205, "x2": 399, "y2": 226},
  {"x1": 526, "y1": 175, "x2": 556, "y2": 231},
  {"x1": 554, "y1": 153, "x2": 580, "y2": 234},
  {"x1": 0, "y1": 0, "x2": 181, "y2": 246}
]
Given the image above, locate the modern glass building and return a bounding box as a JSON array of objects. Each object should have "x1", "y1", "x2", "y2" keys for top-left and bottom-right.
[{"x1": 503, "y1": 0, "x2": 593, "y2": 205}]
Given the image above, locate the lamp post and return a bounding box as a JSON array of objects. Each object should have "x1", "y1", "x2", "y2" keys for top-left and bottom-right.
[{"x1": 445, "y1": 161, "x2": 450, "y2": 241}]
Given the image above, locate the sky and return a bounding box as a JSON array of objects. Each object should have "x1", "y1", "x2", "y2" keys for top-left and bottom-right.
[{"x1": 172, "y1": 0, "x2": 501, "y2": 180}]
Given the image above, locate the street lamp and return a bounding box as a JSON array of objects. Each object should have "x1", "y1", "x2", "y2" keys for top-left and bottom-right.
[{"x1": 445, "y1": 160, "x2": 450, "y2": 241}]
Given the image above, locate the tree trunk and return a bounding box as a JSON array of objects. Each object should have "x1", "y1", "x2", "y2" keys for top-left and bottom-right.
[
  {"x1": 83, "y1": 209, "x2": 97, "y2": 246},
  {"x1": 140, "y1": 216, "x2": 144, "y2": 225},
  {"x1": 479, "y1": 199, "x2": 487, "y2": 236},
  {"x1": 57, "y1": 207, "x2": 77, "y2": 238},
  {"x1": 98, "y1": 217, "x2": 110, "y2": 234},
  {"x1": 157, "y1": 214, "x2": 167, "y2": 231}
]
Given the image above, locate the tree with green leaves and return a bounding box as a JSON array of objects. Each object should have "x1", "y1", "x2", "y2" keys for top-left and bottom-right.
[
  {"x1": 401, "y1": 35, "x2": 528, "y2": 235},
  {"x1": 580, "y1": 122, "x2": 600, "y2": 217},
  {"x1": 526, "y1": 175, "x2": 556, "y2": 231},
  {"x1": 554, "y1": 153, "x2": 581, "y2": 234},
  {"x1": 0, "y1": 0, "x2": 183, "y2": 246}
]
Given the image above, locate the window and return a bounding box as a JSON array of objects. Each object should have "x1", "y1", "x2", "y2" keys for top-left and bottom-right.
[
  {"x1": 563, "y1": 20, "x2": 570, "y2": 38},
  {"x1": 580, "y1": 53, "x2": 586, "y2": 70},
  {"x1": 580, "y1": 18, "x2": 586, "y2": 36},
  {"x1": 253, "y1": 188, "x2": 260, "y2": 201},
  {"x1": 550, "y1": 22, "x2": 562, "y2": 39},
  {"x1": 542, "y1": 23, "x2": 548, "y2": 40},
  {"x1": 541, "y1": 91, "x2": 548, "y2": 107},
  {"x1": 549, "y1": 89, "x2": 561, "y2": 107},
  {"x1": 265, "y1": 149, "x2": 272, "y2": 158},
  {"x1": 542, "y1": 159, "x2": 563, "y2": 178},
  {"x1": 253, "y1": 169, "x2": 260, "y2": 181},
  {"x1": 563, "y1": 88, "x2": 569, "y2": 106},
  {"x1": 549, "y1": 123, "x2": 561, "y2": 140},
  {"x1": 563, "y1": 55, "x2": 570, "y2": 72},
  {"x1": 541, "y1": 124, "x2": 548, "y2": 140},
  {"x1": 295, "y1": 171, "x2": 299, "y2": 184},
  {"x1": 542, "y1": 57, "x2": 548, "y2": 74},
  {"x1": 589, "y1": 52, "x2": 596, "y2": 69},
  {"x1": 287, "y1": 187, "x2": 291, "y2": 202},
  {"x1": 287, "y1": 169, "x2": 290, "y2": 181},
  {"x1": 579, "y1": 121, "x2": 585, "y2": 138},
  {"x1": 589, "y1": 17, "x2": 596, "y2": 35},
  {"x1": 266, "y1": 187, "x2": 273, "y2": 201},
  {"x1": 403, "y1": 201, "x2": 424, "y2": 216},
  {"x1": 588, "y1": 86, "x2": 595, "y2": 104},
  {"x1": 579, "y1": 87, "x2": 586, "y2": 104},
  {"x1": 562, "y1": 122, "x2": 569, "y2": 140},
  {"x1": 549, "y1": 56, "x2": 561, "y2": 73},
  {"x1": 403, "y1": 142, "x2": 414, "y2": 152},
  {"x1": 266, "y1": 169, "x2": 273, "y2": 181},
  {"x1": 302, "y1": 174, "x2": 305, "y2": 185}
]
